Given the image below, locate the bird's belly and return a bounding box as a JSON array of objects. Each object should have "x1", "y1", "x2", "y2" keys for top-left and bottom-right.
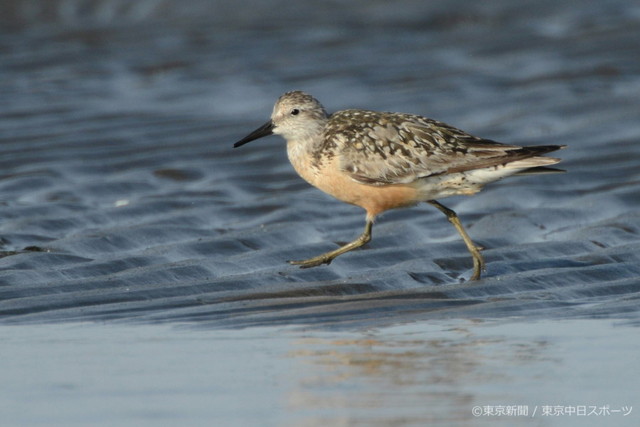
[
  {"x1": 317, "y1": 174, "x2": 422, "y2": 217},
  {"x1": 288, "y1": 150, "x2": 421, "y2": 218}
]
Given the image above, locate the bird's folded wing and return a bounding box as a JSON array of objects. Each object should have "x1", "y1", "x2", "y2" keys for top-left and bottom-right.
[{"x1": 330, "y1": 111, "x2": 532, "y2": 185}]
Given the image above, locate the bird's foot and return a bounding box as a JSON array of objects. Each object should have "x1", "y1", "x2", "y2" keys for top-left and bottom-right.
[{"x1": 288, "y1": 256, "x2": 333, "y2": 269}]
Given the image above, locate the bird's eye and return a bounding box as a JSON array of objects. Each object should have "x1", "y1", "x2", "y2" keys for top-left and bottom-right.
[{"x1": 290, "y1": 109, "x2": 300, "y2": 116}]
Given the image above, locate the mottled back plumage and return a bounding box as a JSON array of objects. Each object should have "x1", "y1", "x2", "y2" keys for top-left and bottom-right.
[{"x1": 323, "y1": 109, "x2": 560, "y2": 185}]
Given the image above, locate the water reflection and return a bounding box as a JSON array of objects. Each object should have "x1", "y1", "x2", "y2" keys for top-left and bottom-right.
[{"x1": 287, "y1": 323, "x2": 550, "y2": 425}]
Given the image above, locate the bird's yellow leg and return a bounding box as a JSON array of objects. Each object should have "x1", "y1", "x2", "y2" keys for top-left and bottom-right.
[
  {"x1": 289, "y1": 220, "x2": 373, "y2": 268},
  {"x1": 428, "y1": 200, "x2": 485, "y2": 280}
]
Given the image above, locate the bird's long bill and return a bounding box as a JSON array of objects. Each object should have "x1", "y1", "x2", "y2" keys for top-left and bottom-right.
[{"x1": 233, "y1": 120, "x2": 274, "y2": 148}]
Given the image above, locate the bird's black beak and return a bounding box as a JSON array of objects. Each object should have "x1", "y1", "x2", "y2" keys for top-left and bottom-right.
[{"x1": 233, "y1": 120, "x2": 275, "y2": 148}]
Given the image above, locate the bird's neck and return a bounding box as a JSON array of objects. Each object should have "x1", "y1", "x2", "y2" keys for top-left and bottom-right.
[{"x1": 286, "y1": 136, "x2": 324, "y2": 187}]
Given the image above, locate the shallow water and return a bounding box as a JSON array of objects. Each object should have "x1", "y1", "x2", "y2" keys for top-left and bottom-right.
[
  {"x1": 1, "y1": 0, "x2": 640, "y2": 425},
  {"x1": 1, "y1": 319, "x2": 638, "y2": 427}
]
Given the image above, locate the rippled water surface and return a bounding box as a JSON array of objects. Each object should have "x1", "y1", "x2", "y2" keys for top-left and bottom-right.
[{"x1": 1, "y1": 0, "x2": 639, "y2": 425}]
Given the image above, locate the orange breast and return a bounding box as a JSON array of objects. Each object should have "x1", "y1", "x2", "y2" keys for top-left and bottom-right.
[{"x1": 290, "y1": 152, "x2": 420, "y2": 220}]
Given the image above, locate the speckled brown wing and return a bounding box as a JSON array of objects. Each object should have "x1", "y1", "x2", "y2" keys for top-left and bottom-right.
[{"x1": 326, "y1": 109, "x2": 557, "y2": 186}]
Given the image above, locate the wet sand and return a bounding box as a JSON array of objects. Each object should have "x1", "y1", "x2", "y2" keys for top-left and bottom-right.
[
  {"x1": 1, "y1": 0, "x2": 639, "y2": 425},
  {"x1": 2, "y1": 319, "x2": 637, "y2": 426}
]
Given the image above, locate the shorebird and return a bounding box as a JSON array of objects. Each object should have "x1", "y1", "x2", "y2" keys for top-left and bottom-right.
[{"x1": 234, "y1": 91, "x2": 564, "y2": 280}]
